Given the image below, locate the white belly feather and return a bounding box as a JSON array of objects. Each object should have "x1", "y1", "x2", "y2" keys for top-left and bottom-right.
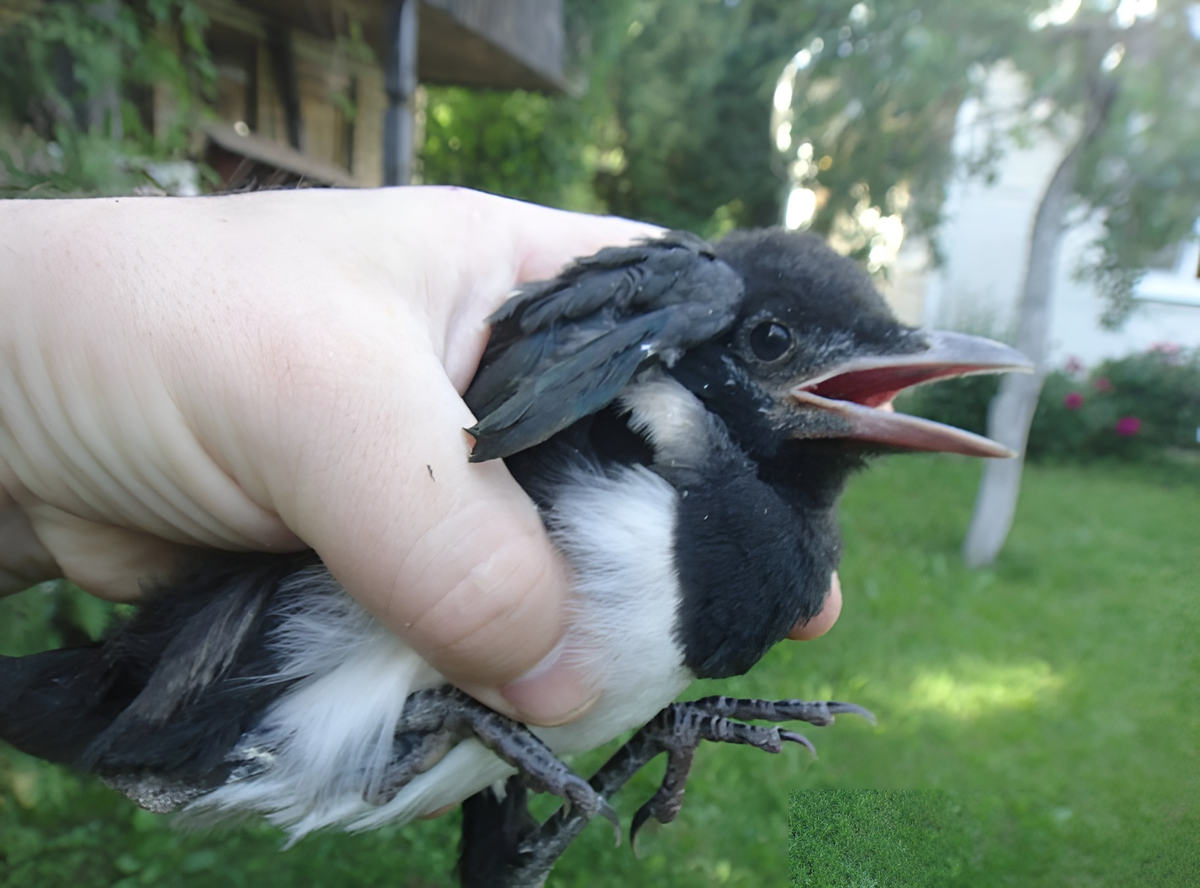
[{"x1": 193, "y1": 463, "x2": 693, "y2": 840}]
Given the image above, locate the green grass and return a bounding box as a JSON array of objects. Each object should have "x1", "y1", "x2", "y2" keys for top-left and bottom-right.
[
  {"x1": 789, "y1": 790, "x2": 974, "y2": 887},
  {"x1": 3, "y1": 456, "x2": 1198, "y2": 886}
]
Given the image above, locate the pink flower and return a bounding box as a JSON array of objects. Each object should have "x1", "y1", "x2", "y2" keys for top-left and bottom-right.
[
  {"x1": 1094, "y1": 376, "x2": 1113, "y2": 393},
  {"x1": 1149, "y1": 342, "x2": 1184, "y2": 366},
  {"x1": 1063, "y1": 392, "x2": 1084, "y2": 410},
  {"x1": 1064, "y1": 356, "x2": 1084, "y2": 375},
  {"x1": 1115, "y1": 416, "x2": 1141, "y2": 436}
]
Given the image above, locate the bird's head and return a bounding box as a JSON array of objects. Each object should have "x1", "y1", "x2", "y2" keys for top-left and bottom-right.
[
  {"x1": 674, "y1": 228, "x2": 1029, "y2": 478},
  {"x1": 662, "y1": 229, "x2": 1030, "y2": 677}
]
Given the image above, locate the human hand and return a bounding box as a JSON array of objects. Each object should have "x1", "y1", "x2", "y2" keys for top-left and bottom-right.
[{"x1": 0, "y1": 186, "x2": 839, "y2": 726}]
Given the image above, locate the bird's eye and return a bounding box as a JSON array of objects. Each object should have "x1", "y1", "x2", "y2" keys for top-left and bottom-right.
[{"x1": 749, "y1": 320, "x2": 793, "y2": 362}]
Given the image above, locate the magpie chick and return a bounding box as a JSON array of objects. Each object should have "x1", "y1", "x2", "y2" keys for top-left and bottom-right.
[{"x1": 0, "y1": 229, "x2": 1029, "y2": 855}]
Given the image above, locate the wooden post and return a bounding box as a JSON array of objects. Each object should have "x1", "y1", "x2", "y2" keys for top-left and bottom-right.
[
  {"x1": 384, "y1": 0, "x2": 419, "y2": 186},
  {"x1": 267, "y1": 27, "x2": 304, "y2": 151}
]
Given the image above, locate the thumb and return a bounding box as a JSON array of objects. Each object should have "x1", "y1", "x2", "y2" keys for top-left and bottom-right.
[{"x1": 238, "y1": 191, "x2": 660, "y2": 725}]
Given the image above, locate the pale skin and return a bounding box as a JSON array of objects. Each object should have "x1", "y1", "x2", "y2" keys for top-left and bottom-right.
[{"x1": 0, "y1": 186, "x2": 839, "y2": 729}]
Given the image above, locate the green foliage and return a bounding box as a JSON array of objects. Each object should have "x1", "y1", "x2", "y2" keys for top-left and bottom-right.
[
  {"x1": 0, "y1": 581, "x2": 119, "y2": 655},
  {"x1": 0, "y1": 0, "x2": 214, "y2": 196},
  {"x1": 432, "y1": 0, "x2": 1013, "y2": 239},
  {"x1": 1068, "y1": 3, "x2": 1200, "y2": 326},
  {"x1": 418, "y1": 0, "x2": 636, "y2": 214},
  {"x1": 420, "y1": 86, "x2": 601, "y2": 212},
  {"x1": 416, "y1": 0, "x2": 850, "y2": 235},
  {"x1": 592, "y1": 0, "x2": 809, "y2": 234},
  {"x1": 4, "y1": 458, "x2": 1198, "y2": 885},
  {"x1": 781, "y1": 1, "x2": 1036, "y2": 248},
  {"x1": 789, "y1": 790, "x2": 975, "y2": 886},
  {"x1": 896, "y1": 373, "x2": 1000, "y2": 439},
  {"x1": 779, "y1": 1, "x2": 1200, "y2": 317}
]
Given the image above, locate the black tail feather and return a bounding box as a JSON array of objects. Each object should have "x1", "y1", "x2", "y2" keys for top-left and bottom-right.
[
  {"x1": 458, "y1": 779, "x2": 541, "y2": 888},
  {"x1": 0, "y1": 551, "x2": 320, "y2": 783},
  {"x1": 0, "y1": 646, "x2": 112, "y2": 765}
]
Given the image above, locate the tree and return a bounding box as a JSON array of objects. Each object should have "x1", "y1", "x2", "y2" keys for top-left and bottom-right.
[
  {"x1": 419, "y1": 0, "x2": 638, "y2": 213},
  {"x1": 422, "y1": 0, "x2": 828, "y2": 235},
  {"x1": 963, "y1": 3, "x2": 1200, "y2": 565},
  {"x1": 591, "y1": 0, "x2": 816, "y2": 233},
  {"x1": 769, "y1": 0, "x2": 1199, "y2": 564},
  {"x1": 425, "y1": 0, "x2": 1013, "y2": 238},
  {"x1": 421, "y1": 0, "x2": 1032, "y2": 241}
]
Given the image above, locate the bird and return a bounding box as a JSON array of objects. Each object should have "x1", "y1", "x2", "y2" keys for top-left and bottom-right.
[{"x1": 0, "y1": 228, "x2": 1029, "y2": 871}]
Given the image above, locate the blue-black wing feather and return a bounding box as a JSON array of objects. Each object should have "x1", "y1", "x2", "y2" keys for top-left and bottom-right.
[{"x1": 464, "y1": 231, "x2": 744, "y2": 462}]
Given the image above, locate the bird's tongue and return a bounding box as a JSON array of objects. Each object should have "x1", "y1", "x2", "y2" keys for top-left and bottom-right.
[{"x1": 788, "y1": 330, "x2": 1032, "y2": 458}]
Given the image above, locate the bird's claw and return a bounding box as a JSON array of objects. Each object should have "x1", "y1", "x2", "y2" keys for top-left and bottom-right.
[
  {"x1": 625, "y1": 695, "x2": 873, "y2": 845},
  {"x1": 558, "y1": 772, "x2": 621, "y2": 845},
  {"x1": 779, "y1": 730, "x2": 817, "y2": 756},
  {"x1": 596, "y1": 796, "x2": 622, "y2": 846},
  {"x1": 685, "y1": 695, "x2": 876, "y2": 728}
]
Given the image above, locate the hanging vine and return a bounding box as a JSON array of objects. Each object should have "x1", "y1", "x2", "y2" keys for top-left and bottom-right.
[{"x1": 0, "y1": 0, "x2": 215, "y2": 195}]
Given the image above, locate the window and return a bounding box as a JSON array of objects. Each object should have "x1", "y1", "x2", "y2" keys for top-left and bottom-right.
[{"x1": 1134, "y1": 218, "x2": 1200, "y2": 307}]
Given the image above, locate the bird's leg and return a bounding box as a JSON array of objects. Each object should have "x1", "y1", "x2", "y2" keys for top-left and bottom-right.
[
  {"x1": 478, "y1": 695, "x2": 872, "y2": 888},
  {"x1": 459, "y1": 727, "x2": 670, "y2": 888},
  {"x1": 371, "y1": 687, "x2": 619, "y2": 834},
  {"x1": 627, "y1": 695, "x2": 874, "y2": 839},
  {"x1": 364, "y1": 729, "x2": 460, "y2": 806}
]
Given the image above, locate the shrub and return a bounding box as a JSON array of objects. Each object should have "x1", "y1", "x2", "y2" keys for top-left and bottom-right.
[
  {"x1": 1029, "y1": 345, "x2": 1200, "y2": 461},
  {"x1": 895, "y1": 372, "x2": 999, "y2": 438},
  {"x1": 898, "y1": 344, "x2": 1200, "y2": 464}
]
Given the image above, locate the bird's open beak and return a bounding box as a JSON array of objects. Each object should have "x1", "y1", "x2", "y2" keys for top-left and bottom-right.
[{"x1": 787, "y1": 331, "x2": 1033, "y2": 458}]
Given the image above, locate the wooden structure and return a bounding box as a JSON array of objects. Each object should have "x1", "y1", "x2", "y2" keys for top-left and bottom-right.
[{"x1": 197, "y1": 0, "x2": 566, "y2": 188}]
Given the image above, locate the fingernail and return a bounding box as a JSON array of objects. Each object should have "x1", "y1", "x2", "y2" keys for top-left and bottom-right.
[{"x1": 499, "y1": 643, "x2": 600, "y2": 726}]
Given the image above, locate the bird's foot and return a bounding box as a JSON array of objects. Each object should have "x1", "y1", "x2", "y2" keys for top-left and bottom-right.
[
  {"x1": 627, "y1": 695, "x2": 874, "y2": 842},
  {"x1": 459, "y1": 695, "x2": 872, "y2": 887},
  {"x1": 369, "y1": 687, "x2": 619, "y2": 836}
]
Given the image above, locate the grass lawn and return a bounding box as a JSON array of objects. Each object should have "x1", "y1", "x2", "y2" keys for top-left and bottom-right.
[{"x1": 2, "y1": 455, "x2": 1198, "y2": 886}]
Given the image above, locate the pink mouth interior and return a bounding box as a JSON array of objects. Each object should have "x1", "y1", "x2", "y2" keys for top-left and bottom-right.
[{"x1": 803, "y1": 363, "x2": 991, "y2": 409}]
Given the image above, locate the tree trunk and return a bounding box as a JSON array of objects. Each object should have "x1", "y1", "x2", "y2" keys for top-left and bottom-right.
[{"x1": 962, "y1": 69, "x2": 1116, "y2": 567}]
